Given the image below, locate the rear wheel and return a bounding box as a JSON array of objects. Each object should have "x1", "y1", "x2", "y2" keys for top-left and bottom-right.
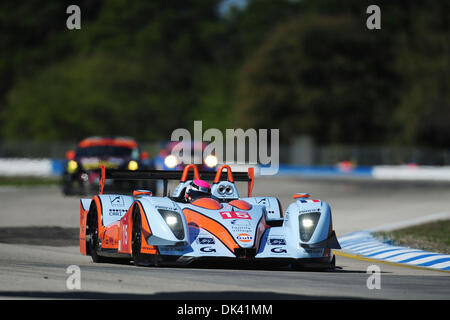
[{"x1": 131, "y1": 205, "x2": 152, "y2": 266}]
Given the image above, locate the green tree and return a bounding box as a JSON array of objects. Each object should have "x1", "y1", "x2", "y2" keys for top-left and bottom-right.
[
  {"x1": 392, "y1": 1, "x2": 450, "y2": 147},
  {"x1": 234, "y1": 14, "x2": 398, "y2": 144},
  {"x1": 1, "y1": 0, "x2": 227, "y2": 141}
]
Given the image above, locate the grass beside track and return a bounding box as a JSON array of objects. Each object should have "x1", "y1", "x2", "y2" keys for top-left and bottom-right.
[
  {"x1": 374, "y1": 219, "x2": 450, "y2": 255},
  {"x1": 0, "y1": 176, "x2": 60, "y2": 186}
]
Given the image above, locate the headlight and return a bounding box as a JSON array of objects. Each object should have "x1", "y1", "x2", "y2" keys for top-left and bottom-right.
[
  {"x1": 302, "y1": 218, "x2": 314, "y2": 228},
  {"x1": 299, "y1": 212, "x2": 320, "y2": 242},
  {"x1": 164, "y1": 154, "x2": 178, "y2": 168},
  {"x1": 204, "y1": 155, "x2": 218, "y2": 168},
  {"x1": 67, "y1": 160, "x2": 78, "y2": 174},
  {"x1": 165, "y1": 216, "x2": 178, "y2": 226},
  {"x1": 158, "y1": 209, "x2": 184, "y2": 240},
  {"x1": 128, "y1": 160, "x2": 138, "y2": 171}
]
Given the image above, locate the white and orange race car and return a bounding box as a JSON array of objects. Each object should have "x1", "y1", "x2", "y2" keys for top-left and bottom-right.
[{"x1": 79, "y1": 164, "x2": 341, "y2": 270}]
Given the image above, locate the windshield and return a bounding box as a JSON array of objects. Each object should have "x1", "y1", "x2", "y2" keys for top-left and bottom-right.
[{"x1": 76, "y1": 146, "x2": 137, "y2": 158}]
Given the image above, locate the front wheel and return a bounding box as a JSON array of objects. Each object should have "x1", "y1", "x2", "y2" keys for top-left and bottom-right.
[{"x1": 131, "y1": 206, "x2": 152, "y2": 266}]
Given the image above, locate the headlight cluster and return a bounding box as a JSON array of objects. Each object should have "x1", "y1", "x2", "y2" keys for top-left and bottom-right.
[
  {"x1": 164, "y1": 154, "x2": 178, "y2": 168},
  {"x1": 128, "y1": 160, "x2": 139, "y2": 171},
  {"x1": 204, "y1": 155, "x2": 218, "y2": 168},
  {"x1": 158, "y1": 209, "x2": 184, "y2": 240},
  {"x1": 67, "y1": 160, "x2": 78, "y2": 174},
  {"x1": 164, "y1": 154, "x2": 218, "y2": 169},
  {"x1": 299, "y1": 212, "x2": 320, "y2": 242}
]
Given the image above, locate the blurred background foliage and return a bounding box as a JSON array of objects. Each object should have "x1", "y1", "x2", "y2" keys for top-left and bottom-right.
[{"x1": 0, "y1": 0, "x2": 448, "y2": 147}]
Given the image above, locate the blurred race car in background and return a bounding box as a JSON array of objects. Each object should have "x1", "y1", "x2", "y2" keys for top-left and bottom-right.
[
  {"x1": 62, "y1": 136, "x2": 155, "y2": 195},
  {"x1": 154, "y1": 141, "x2": 218, "y2": 171}
]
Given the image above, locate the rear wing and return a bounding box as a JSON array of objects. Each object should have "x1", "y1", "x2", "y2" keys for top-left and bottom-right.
[{"x1": 99, "y1": 164, "x2": 255, "y2": 197}]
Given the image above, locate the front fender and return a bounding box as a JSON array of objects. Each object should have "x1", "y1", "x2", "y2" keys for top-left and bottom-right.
[
  {"x1": 137, "y1": 197, "x2": 188, "y2": 246},
  {"x1": 79, "y1": 198, "x2": 92, "y2": 255},
  {"x1": 284, "y1": 199, "x2": 340, "y2": 249}
]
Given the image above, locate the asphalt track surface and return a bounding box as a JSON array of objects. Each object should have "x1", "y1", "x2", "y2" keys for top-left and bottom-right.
[{"x1": 0, "y1": 178, "x2": 449, "y2": 300}]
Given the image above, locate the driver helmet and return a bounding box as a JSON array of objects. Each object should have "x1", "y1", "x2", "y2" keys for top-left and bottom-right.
[{"x1": 185, "y1": 179, "x2": 211, "y2": 202}]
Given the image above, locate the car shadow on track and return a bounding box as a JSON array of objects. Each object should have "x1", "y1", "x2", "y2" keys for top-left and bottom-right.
[{"x1": 92, "y1": 258, "x2": 372, "y2": 274}]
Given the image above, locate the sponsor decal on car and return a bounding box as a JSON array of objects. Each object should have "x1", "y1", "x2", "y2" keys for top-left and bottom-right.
[
  {"x1": 298, "y1": 199, "x2": 320, "y2": 203},
  {"x1": 257, "y1": 198, "x2": 267, "y2": 205},
  {"x1": 267, "y1": 237, "x2": 286, "y2": 246},
  {"x1": 197, "y1": 237, "x2": 215, "y2": 245},
  {"x1": 108, "y1": 208, "x2": 127, "y2": 216},
  {"x1": 298, "y1": 208, "x2": 321, "y2": 214},
  {"x1": 270, "y1": 247, "x2": 287, "y2": 254},
  {"x1": 109, "y1": 195, "x2": 124, "y2": 206},
  {"x1": 230, "y1": 219, "x2": 252, "y2": 233},
  {"x1": 200, "y1": 247, "x2": 216, "y2": 253},
  {"x1": 220, "y1": 211, "x2": 252, "y2": 220},
  {"x1": 236, "y1": 233, "x2": 252, "y2": 243}
]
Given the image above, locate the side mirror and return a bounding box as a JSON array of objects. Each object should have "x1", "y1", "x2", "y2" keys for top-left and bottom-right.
[
  {"x1": 140, "y1": 151, "x2": 149, "y2": 161},
  {"x1": 66, "y1": 150, "x2": 76, "y2": 160}
]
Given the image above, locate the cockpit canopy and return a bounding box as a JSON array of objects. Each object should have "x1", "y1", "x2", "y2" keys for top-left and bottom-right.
[{"x1": 172, "y1": 164, "x2": 253, "y2": 202}]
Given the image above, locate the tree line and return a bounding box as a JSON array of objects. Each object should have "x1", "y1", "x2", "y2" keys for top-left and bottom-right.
[{"x1": 0, "y1": 0, "x2": 448, "y2": 147}]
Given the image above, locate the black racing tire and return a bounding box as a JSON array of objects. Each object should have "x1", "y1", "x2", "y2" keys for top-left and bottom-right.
[
  {"x1": 62, "y1": 184, "x2": 73, "y2": 196},
  {"x1": 87, "y1": 204, "x2": 109, "y2": 263},
  {"x1": 131, "y1": 205, "x2": 152, "y2": 266},
  {"x1": 62, "y1": 176, "x2": 75, "y2": 196},
  {"x1": 329, "y1": 255, "x2": 336, "y2": 271}
]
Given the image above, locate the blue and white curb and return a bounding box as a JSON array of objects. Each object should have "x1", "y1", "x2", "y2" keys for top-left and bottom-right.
[{"x1": 338, "y1": 231, "x2": 450, "y2": 271}]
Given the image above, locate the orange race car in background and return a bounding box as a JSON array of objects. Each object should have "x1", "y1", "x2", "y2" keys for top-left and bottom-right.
[
  {"x1": 62, "y1": 136, "x2": 154, "y2": 195},
  {"x1": 154, "y1": 141, "x2": 218, "y2": 171}
]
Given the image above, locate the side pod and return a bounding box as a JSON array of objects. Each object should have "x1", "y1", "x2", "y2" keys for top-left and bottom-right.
[
  {"x1": 117, "y1": 201, "x2": 158, "y2": 255},
  {"x1": 118, "y1": 205, "x2": 134, "y2": 254}
]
